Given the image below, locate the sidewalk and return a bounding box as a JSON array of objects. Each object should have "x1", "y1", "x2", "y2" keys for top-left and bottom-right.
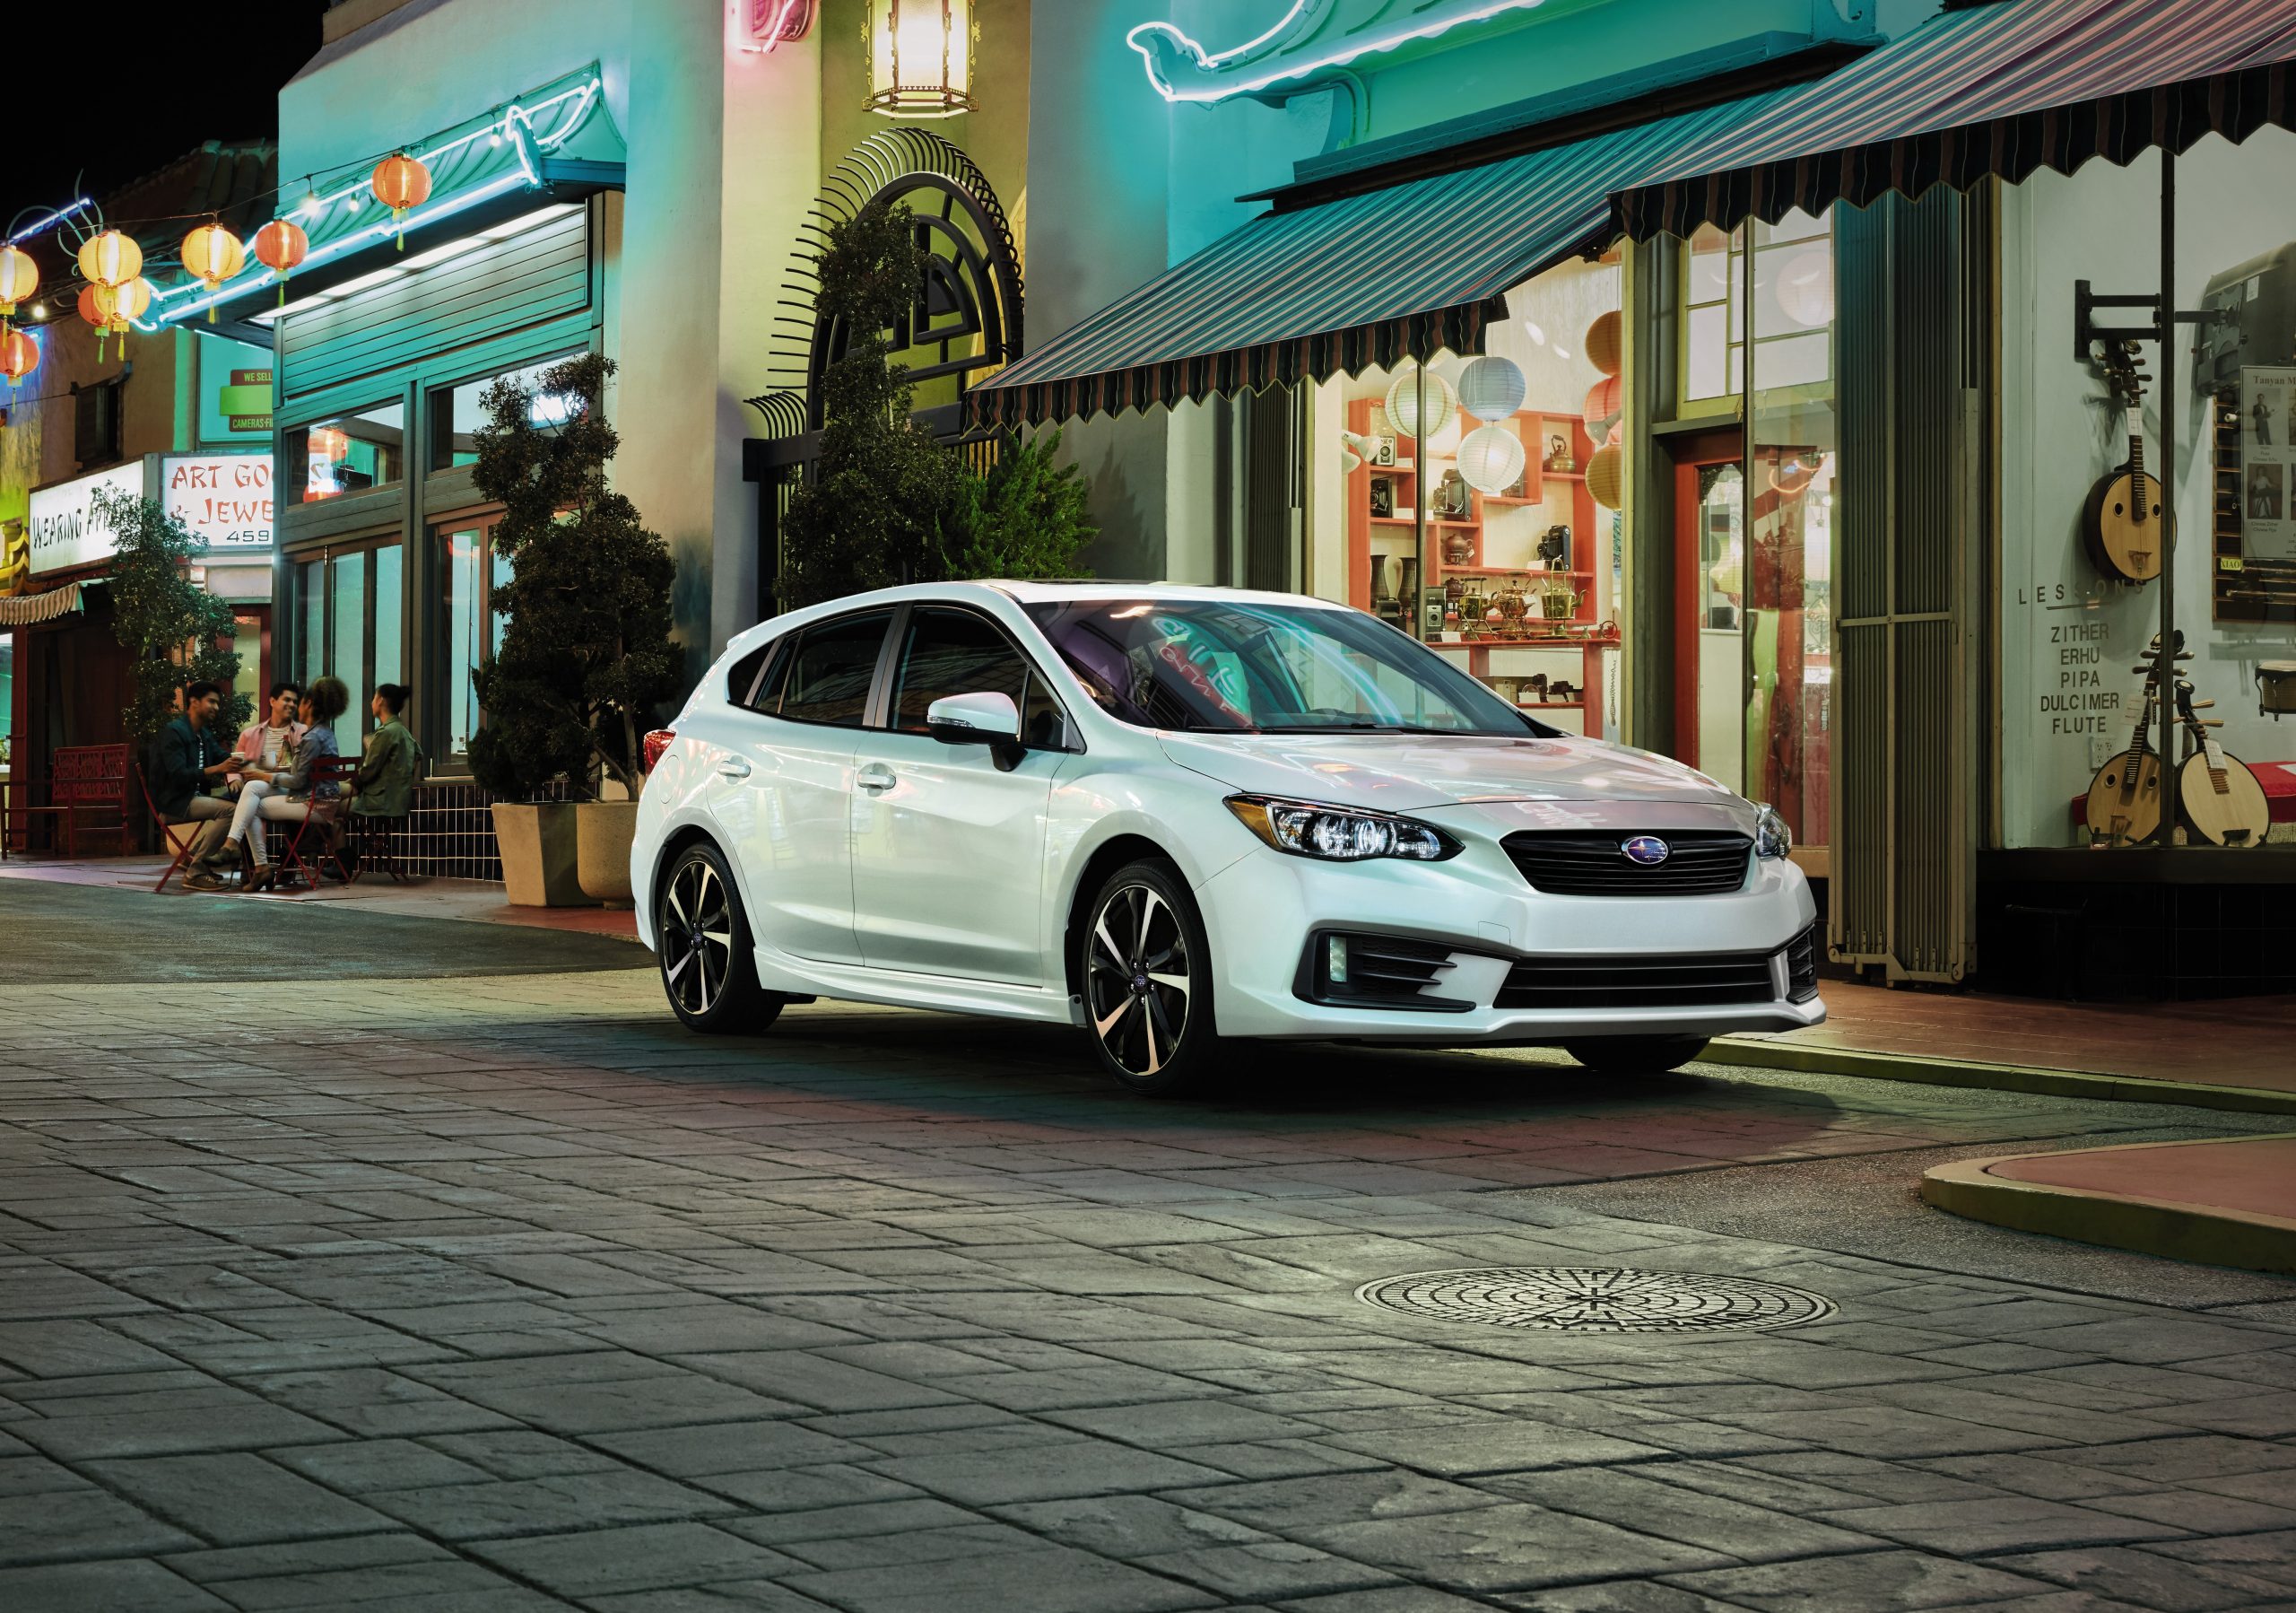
[
  {"x1": 0, "y1": 852, "x2": 641, "y2": 941},
  {"x1": 1925, "y1": 1135, "x2": 2296, "y2": 1277},
  {"x1": 1712, "y1": 979, "x2": 2296, "y2": 1115}
]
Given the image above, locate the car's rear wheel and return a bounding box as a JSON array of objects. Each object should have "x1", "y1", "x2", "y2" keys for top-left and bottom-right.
[
  {"x1": 657, "y1": 841, "x2": 783, "y2": 1035},
  {"x1": 1565, "y1": 1035, "x2": 1709, "y2": 1075},
  {"x1": 1081, "y1": 859, "x2": 1220, "y2": 1096}
]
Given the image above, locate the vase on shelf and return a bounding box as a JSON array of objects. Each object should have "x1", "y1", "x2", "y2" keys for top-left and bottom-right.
[
  {"x1": 1370, "y1": 554, "x2": 1394, "y2": 614},
  {"x1": 1398, "y1": 557, "x2": 1420, "y2": 615}
]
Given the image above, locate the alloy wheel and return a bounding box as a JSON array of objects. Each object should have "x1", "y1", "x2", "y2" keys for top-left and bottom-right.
[
  {"x1": 661, "y1": 855, "x2": 735, "y2": 1017},
  {"x1": 1086, "y1": 881, "x2": 1191, "y2": 1078}
]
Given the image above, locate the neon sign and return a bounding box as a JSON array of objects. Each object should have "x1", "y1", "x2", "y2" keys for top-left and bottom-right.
[{"x1": 1127, "y1": 0, "x2": 1550, "y2": 105}]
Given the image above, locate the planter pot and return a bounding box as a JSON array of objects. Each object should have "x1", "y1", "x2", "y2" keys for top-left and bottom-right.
[
  {"x1": 491, "y1": 802, "x2": 596, "y2": 908},
  {"x1": 574, "y1": 800, "x2": 640, "y2": 906}
]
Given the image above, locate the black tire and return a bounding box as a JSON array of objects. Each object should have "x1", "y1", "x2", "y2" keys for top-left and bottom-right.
[
  {"x1": 655, "y1": 841, "x2": 783, "y2": 1035},
  {"x1": 1080, "y1": 859, "x2": 1222, "y2": 1096},
  {"x1": 1565, "y1": 1035, "x2": 1709, "y2": 1075}
]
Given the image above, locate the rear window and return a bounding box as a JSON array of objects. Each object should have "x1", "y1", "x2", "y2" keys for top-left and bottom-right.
[{"x1": 774, "y1": 611, "x2": 891, "y2": 727}]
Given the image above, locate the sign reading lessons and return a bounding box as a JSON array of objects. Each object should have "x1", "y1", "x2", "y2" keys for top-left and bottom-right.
[
  {"x1": 27, "y1": 463, "x2": 144, "y2": 576},
  {"x1": 162, "y1": 454, "x2": 274, "y2": 551}
]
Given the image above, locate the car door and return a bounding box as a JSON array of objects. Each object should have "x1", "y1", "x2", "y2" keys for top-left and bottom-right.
[
  {"x1": 848, "y1": 605, "x2": 1070, "y2": 985},
  {"x1": 709, "y1": 608, "x2": 891, "y2": 967}
]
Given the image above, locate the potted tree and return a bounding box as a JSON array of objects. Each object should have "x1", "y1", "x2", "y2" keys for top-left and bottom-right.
[
  {"x1": 99, "y1": 485, "x2": 249, "y2": 746},
  {"x1": 468, "y1": 352, "x2": 678, "y2": 905}
]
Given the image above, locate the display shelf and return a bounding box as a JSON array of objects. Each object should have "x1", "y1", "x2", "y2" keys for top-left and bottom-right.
[{"x1": 1437, "y1": 564, "x2": 1594, "y2": 577}]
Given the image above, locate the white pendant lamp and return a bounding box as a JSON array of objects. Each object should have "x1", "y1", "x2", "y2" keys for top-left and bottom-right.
[
  {"x1": 1383, "y1": 366, "x2": 1455, "y2": 440},
  {"x1": 1457, "y1": 355, "x2": 1526, "y2": 422},
  {"x1": 1457, "y1": 424, "x2": 1526, "y2": 495}
]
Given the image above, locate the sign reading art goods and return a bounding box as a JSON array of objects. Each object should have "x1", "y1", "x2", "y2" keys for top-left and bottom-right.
[
  {"x1": 27, "y1": 463, "x2": 144, "y2": 577},
  {"x1": 162, "y1": 453, "x2": 274, "y2": 552}
]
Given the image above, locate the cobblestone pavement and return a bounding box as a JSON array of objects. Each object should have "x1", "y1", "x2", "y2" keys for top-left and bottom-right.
[{"x1": 4, "y1": 953, "x2": 2295, "y2": 1611}]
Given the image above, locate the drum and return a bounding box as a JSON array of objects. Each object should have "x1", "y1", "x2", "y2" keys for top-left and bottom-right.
[{"x1": 2260, "y1": 661, "x2": 2296, "y2": 719}]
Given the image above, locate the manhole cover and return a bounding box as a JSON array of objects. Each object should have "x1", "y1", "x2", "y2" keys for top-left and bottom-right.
[{"x1": 1355, "y1": 1267, "x2": 1836, "y2": 1333}]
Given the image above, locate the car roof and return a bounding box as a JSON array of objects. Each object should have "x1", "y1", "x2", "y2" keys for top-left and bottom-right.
[{"x1": 980, "y1": 580, "x2": 1349, "y2": 609}]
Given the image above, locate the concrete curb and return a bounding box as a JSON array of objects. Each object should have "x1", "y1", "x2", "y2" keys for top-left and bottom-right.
[
  {"x1": 1705, "y1": 1037, "x2": 2296, "y2": 1117},
  {"x1": 1920, "y1": 1138, "x2": 2296, "y2": 1276}
]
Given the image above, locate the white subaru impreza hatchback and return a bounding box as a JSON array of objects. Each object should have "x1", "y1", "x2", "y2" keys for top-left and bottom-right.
[{"x1": 633, "y1": 581, "x2": 1822, "y2": 1094}]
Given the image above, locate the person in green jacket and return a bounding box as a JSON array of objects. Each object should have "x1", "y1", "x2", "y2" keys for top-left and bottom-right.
[{"x1": 344, "y1": 682, "x2": 419, "y2": 820}]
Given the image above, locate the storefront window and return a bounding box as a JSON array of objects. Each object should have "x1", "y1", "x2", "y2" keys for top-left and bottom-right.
[
  {"x1": 291, "y1": 537, "x2": 403, "y2": 745},
  {"x1": 1682, "y1": 224, "x2": 1741, "y2": 406},
  {"x1": 439, "y1": 514, "x2": 511, "y2": 757},
  {"x1": 2002, "y1": 132, "x2": 2296, "y2": 852},
  {"x1": 429, "y1": 353, "x2": 584, "y2": 472},
  {"x1": 286, "y1": 403, "x2": 404, "y2": 503},
  {"x1": 1304, "y1": 250, "x2": 1624, "y2": 740}
]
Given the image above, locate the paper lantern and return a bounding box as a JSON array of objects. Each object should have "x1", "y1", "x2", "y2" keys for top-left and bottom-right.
[
  {"x1": 76, "y1": 284, "x2": 104, "y2": 329},
  {"x1": 1586, "y1": 442, "x2": 1623, "y2": 510},
  {"x1": 867, "y1": 0, "x2": 975, "y2": 118},
  {"x1": 0, "y1": 245, "x2": 36, "y2": 318},
  {"x1": 252, "y1": 219, "x2": 309, "y2": 305},
  {"x1": 181, "y1": 224, "x2": 247, "y2": 320},
  {"x1": 370, "y1": 153, "x2": 433, "y2": 247},
  {"x1": 1584, "y1": 310, "x2": 1622, "y2": 378},
  {"x1": 1581, "y1": 375, "x2": 1621, "y2": 434},
  {"x1": 1457, "y1": 355, "x2": 1526, "y2": 422},
  {"x1": 77, "y1": 229, "x2": 142, "y2": 288},
  {"x1": 91, "y1": 276, "x2": 154, "y2": 359},
  {"x1": 0, "y1": 327, "x2": 37, "y2": 387},
  {"x1": 1383, "y1": 367, "x2": 1455, "y2": 441},
  {"x1": 1457, "y1": 424, "x2": 1526, "y2": 496}
]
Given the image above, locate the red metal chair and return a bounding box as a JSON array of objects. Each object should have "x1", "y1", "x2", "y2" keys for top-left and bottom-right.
[
  {"x1": 273, "y1": 757, "x2": 361, "y2": 892},
  {"x1": 55, "y1": 744, "x2": 131, "y2": 857},
  {"x1": 134, "y1": 763, "x2": 209, "y2": 894}
]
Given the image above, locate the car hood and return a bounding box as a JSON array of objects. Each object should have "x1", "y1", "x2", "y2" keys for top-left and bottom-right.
[{"x1": 1156, "y1": 730, "x2": 1746, "y2": 816}]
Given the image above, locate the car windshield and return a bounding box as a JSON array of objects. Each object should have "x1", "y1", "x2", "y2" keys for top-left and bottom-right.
[{"x1": 1022, "y1": 597, "x2": 1552, "y2": 737}]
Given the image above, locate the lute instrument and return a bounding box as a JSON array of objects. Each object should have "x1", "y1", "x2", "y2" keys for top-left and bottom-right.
[
  {"x1": 2083, "y1": 632, "x2": 2179, "y2": 843},
  {"x1": 2080, "y1": 341, "x2": 2165, "y2": 583},
  {"x1": 2175, "y1": 680, "x2": 2271, "y2": 848}
]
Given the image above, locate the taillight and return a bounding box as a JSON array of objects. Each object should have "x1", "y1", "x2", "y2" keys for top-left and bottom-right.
[{"x1": 642, "y1": 728, "x2": 675, "y2": 772}]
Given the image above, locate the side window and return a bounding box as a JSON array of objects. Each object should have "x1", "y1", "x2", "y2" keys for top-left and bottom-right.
[
  {"x1": 890, "y1": 608, "x2": 1033, "y2": 733},
  {"x1": 726, "y1": 642, "x2": 774, "y2": 708},
  {"x1": 775, "y1": 611, "x2": 891, "y2": 727},
  {"x1": 1020, "y1": 673, "x2": 1067, "y2": 749}
]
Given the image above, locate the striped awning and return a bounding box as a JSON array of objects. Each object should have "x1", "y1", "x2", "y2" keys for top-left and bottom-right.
[
  {"x1": 1613, "y1": 0, "x2": 2296, "y2": 242},
  {"x1": 0, "y1": 582, "x2": 83, "y2": 626},
  {"x1": 971, "y1": 89, "x2": 1795, "y2": 425}
]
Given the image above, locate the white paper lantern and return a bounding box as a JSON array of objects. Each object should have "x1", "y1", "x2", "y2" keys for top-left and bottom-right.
[
  {"x1": 1457, "y1": 355, "x2": 1526, "y2": 422},
  {"x1": 1457, "y1": 424, "x2": 1526, "y2": 495},
  {"x1": 1384, "y1": 367, "x2": 1455, "y2": 440}
]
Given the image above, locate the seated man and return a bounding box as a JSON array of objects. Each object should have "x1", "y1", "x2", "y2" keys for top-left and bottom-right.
[
  {"x1": 234, "y1": 682, "x2": 304, "y2": 780},
  {"x1": 201, "y1": 677, "x2": 349, "y2": 891},
  {"x1": 156, "y1": 683, "x2": 243, "y2": 887},
  {"x1": 344, "y1": 682, "x2": 420, "y2": 824}
]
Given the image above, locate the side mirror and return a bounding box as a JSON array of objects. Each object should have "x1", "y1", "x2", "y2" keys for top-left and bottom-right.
[{"x1": 926, "y1": 692, "x2": 1025, "y2": 769}]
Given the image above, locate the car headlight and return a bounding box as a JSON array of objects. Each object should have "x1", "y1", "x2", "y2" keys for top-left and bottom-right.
[
  {"x1": 1754, "y1": 802, "x2": 1792, "y2": 859},
  {"x1": 1225, "y1": 795, "x2": 1461, "y2": 862}
]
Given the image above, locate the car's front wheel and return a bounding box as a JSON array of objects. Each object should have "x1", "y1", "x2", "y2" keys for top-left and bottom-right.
[
  {"x1": 656, "y1": 841, "x2": 783, "y2": 1035},
  {"x1": 1081, "y1": 859, "x2": 1220, "y2": 1096},
  {"x1": 1565, "y1": 1034, "x2": 1709, "y2": 1075}
]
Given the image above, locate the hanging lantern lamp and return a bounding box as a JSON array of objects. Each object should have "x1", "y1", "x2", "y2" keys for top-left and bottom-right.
[
  {"x1": 1457, "y1": 424, "x2": 1526, "y2": 496},
  {"x1": 1457, "y1": 356, "x2": 1526, "y2": 423},
  {"x1": 0, "y1": 245, "x2": 37, "y2": 322},
  {"x1": 77, "y1": 284, "x2": 109, "y2": 361},
  {"x1": 252, "y1": 218, "x2": 309, "y2": 305},
  {"x1": 866, "y1": 0, "x2": 976, "y2": 118},
  {"x1": 1383, "y1": 366, "x2": 1455, "y2": 442},
  {"x1": 1586, "y1": 442, "x2": 1624, "y2": 510},
  {"x1": 370, "y1": 153, "x2": 433, "y2": 248},
  {"x1": 1581, "y1": 375, "x2": 1622, "y2": 437},
  {"x1": 91, "y1": 276, "x2": 152, "y2": 361},
  {"x1": 0, "y1": 327, "x2": 38, "y2": 388},
  {"x1": 1584, "y1": 310, "x2": 1622, "y2": 378},
  {"x1": 180, "y1": 223, "x2": 247, "y2": 320},
  {"x1": 77, "y1": 229, "x2": 142, "y2": 288}
]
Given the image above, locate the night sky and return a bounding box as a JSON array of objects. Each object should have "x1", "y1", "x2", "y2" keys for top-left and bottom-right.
[{"x1": 6, "y1": 3, "x2": 325, "y2": 240}]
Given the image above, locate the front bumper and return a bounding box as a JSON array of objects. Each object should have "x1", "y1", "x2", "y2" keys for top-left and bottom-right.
[{"x1": 1194, "y1": 809, "x2": 1824, "y2": 1044}]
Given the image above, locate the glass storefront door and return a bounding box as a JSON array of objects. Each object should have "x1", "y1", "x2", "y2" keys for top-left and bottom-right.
[{"x1": 290, "y1": 537, "x2": 402, "y2": 749}]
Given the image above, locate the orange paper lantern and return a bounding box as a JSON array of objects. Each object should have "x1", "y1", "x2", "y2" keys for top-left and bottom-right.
[
  {"x1": 91, "y1": 276, "x2": 153, "y2": 361},
  {"x1": 77, "y1": 229, "x2": 142, "y2": 288},
  {"x1": 1584, "y1": 310, "x2": 1622, "y2": 379},
  {"x1": 370, "y1": 153, "x2": 433, "y2": 248},
  {"x1": 181, "y1": 223, "x2": 247, "y2": 319},
  {"x1": 0, "y1": 244, "x2": 36, "y2": 318},
  {"x1": 0, "y1": 327, "x2": 38, "y2": 387},
  {"x1": 1581, "y1": 375, "x2": 1621, "y2": 432},
  {"x1": 252, "y1": 218, "x2": 309, "y2": 305},
  {"x1": 1586, "y1": 442, "x2": 1623, "y2": 510},
  {"x1": 77, "y1": 283, "x2": 111, "y2": 361}
]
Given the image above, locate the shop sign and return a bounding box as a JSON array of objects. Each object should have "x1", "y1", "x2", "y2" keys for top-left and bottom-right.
[
  {"x1": 162, "y1": 454, "x2": 274, "y2": 553},
  {"x1": 196, "y1": 333, "x2": 274, "y2": 440},
  {"x1": 27, "y1": 463, "x2": 144, "y2": 576}
]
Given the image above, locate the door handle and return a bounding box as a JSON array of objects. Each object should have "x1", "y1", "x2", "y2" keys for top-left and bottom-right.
[
  {"x1": 716, "y1": 755, "x2": 752, "y2": 780},
  {"x1": 855, "y1": 763, "x2": 896, "y2": 793}
]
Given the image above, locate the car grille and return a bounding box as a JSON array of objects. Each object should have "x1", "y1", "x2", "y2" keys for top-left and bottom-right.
[
  {"x1": 1502, "y1": 830, "x2": 1752, "y2": 896},
  {"x1": 1495, "y1": 948, "x2": 1778, "y2": 1010}
]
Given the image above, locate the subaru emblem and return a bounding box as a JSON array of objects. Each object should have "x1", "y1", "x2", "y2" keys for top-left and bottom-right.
[{"x1": 1622, "y1": 834, "x2": 1670, "y2": 866}]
